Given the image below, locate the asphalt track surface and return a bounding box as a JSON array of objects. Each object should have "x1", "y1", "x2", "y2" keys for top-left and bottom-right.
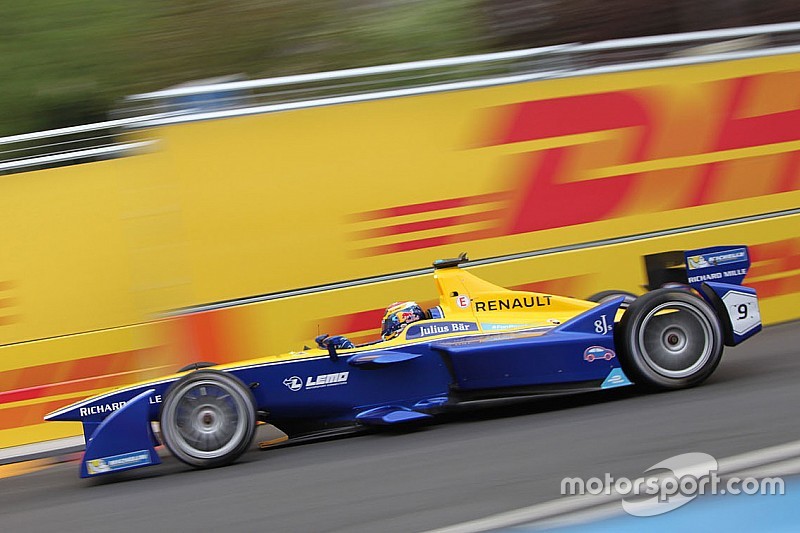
[{"x1": 2, "y1": 321, "x2": 799, "y2": 533}]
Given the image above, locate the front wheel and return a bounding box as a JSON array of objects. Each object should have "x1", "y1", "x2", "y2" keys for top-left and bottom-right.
[
  {"x1": 617, "y1": 289, "x2": 723, "y2": 391},
  {"x1": 160, "y1": 370, "x2": 257, "y2": 468}
]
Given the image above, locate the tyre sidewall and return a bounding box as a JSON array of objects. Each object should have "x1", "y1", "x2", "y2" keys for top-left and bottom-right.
[
  {"x1": 160, "y1": 369, "x2": 256, "y2": 468},
  {"x1": 617, "y1": 289, "x2": 723, "y2": 391}
]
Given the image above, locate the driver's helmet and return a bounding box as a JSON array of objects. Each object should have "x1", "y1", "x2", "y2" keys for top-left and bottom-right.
[{"x1": 381, "y1": 301, "x2": 426, "y2": 340}]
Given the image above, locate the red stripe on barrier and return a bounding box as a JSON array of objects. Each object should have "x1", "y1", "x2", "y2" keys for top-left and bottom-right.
[
  {"x1": 353, "y1": 209, "x2": 504, "y2": 240},
  {"x1": 748, "y1": 237, "x2": 800, "y2": 299},
  {"x1": 0, "y1": 367, "x2": 168, "y2": 405},
  {"x1": 0, "y1": 400, "x2": 72, "y2": 431},
  {"x1": 749, "y1": 274, "x2": 800, "y2": 300},
  {"x1": 0, "y1": 347, "x2": 163, "y2": 402},
  {"x1": 350, "y1": 192, "x2": 508, "y2": 222},
  {"x1": 356, "y1": 228, "x2": 499, "y2": 256}
]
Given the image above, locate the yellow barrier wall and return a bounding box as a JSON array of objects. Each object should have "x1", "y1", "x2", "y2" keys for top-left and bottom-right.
[{"x1": 2, "y1": 53, "x2": 799, "y2": 448}]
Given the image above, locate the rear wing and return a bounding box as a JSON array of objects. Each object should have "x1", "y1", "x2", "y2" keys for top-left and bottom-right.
[
  {"x1": 645, "y1": 245, "x2": 759, "y2": 346},
  {"x1": 643, "y1": 245, "x2": 751, "y2": 291},
  {"x1": 684, "y1": 245, "x2": 750, "y2": 290}
]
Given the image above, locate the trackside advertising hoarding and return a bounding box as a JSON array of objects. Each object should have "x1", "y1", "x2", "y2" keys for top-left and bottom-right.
[{"x1": 1, "y1": 53, "x2": 799, "y2": 448}]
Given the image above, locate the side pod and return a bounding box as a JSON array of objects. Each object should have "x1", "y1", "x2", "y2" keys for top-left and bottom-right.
[
  {"x1": 551, "y1": 297, "x2": 625, "y2": 335},
  {"x1": 80, "y1": 388, "x2": 161, "y2": 478}
]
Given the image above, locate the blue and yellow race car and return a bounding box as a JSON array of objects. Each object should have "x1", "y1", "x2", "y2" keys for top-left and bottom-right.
[{"x1": 46, "y1": 248, "x2": 761, "y2": 478}]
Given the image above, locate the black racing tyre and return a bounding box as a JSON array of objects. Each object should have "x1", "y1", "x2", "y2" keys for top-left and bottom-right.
[
  {"x1": 587, "y1": 290, "x2": 637, "y2": 309},
  {"x1": 160, "y1": 370, "x2": 257, "y2": 468},
  {"x1": 616, "y1": 289, "x2": 723, "y2": 391}
]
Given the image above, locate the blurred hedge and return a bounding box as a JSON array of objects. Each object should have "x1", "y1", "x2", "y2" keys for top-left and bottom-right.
[
  {"x1": 1, "y1": 0, "x2": 798, "y2": 136},
  {"x1": 481, "y1": 0, "x2": 800, "y2": 48},
  {"x1": 0, "y1": 0, "x2": 483, "y2": 136}
]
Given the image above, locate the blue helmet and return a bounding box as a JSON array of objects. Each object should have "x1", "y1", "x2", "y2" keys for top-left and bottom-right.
[{"x1": 381, "y1": 301, "x2": 425, "y2": 340}]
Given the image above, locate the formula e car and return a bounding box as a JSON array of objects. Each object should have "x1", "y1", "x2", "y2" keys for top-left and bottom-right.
[{"x1": 46, "y1": 247, "x2": 761, "y2": 478}]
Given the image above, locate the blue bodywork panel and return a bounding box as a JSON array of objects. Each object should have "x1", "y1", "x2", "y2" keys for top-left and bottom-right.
[
  {"x1": 432, "y1": 299, "x2": 623, "y2": 390},
  {"x1": 355, "y1": 406, "x2": 431, "y2": 425},
  {"x1": 347, "y1": 351, "x2": 423, "y2": 367}
]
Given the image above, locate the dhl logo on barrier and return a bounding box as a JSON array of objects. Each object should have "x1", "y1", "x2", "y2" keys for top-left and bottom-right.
[{"x1": 352, "y1": 73, "x2": 800, "y2": 256}]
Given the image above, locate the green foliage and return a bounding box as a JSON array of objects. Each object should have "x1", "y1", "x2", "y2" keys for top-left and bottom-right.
[
  {"x1": 0, "y1": 0, "x2": 485, "y2": 136},
  {"x1": 5, "y1": 0, "x2": 796, "y2": 136},
  {"x1": 0, "y1": 2, "x2": 147, "y2": 135}
]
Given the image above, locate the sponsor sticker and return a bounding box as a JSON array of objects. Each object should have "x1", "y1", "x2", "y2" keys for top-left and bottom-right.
[
  {"x1": 594, "y1": 315, "x2": 613, "y2": 335},
  {"x1": 79, "y1": 395, "x2": 162, "y2": 418},
  {"x1": 86, "y1": 450, "x2": 152, "y2": 475},
  {"x1": 687, "y1": 268, "x2": 748, "y2": 284},
  {"x1": 79, "y1": 401, "x2": 127, "y2": 418},
  {"x1": 405, "y1": 321, "x2": 478, "y2": 339},
  {"x1": 480, "y1": 323, "x2": 529, "y2": 331},
  {"x1": 687, "y1": 248, "x2": 748, "y2": 271},
  {"x1": 601, "y1": 368, "x2": 632, "y2": 389},
  {"x1": 455, "y1": 295, "x2": 471, "y2": 309},
  {"x1": 474, "y1": 296, "x2": 551, "y2": 312},
  {"x1": 284, "y1": 372, "x2": 350, "y2": 391},
  {"x1": 306, "y1": 372, "x2": 349, "y2": 389},
  {"x1": 584, "y1": 346, "x2": 615, "y2": 362},
  {"x1": 283, "y1": 376, "x2": 303, "y2": 391}
]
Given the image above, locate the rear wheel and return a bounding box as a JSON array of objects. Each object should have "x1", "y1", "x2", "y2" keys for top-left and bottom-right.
[
  {"x1": 617, "y1": 289, "x2": 723, "y2": 390},
  {"x1": 587, "y1": 290, "x2": 637, "y2": 309},
  {"x1": 160, "y1": 370, "x2": 257, "y2": 468}
]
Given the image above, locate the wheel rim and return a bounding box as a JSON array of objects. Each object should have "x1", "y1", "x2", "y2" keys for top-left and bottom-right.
[
  {"x1": 163, "y1": 379, "x2": 249, "y2": 460},
  {"x1": 636, "y1": 302, "x2": 714, "y2": 379}
]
